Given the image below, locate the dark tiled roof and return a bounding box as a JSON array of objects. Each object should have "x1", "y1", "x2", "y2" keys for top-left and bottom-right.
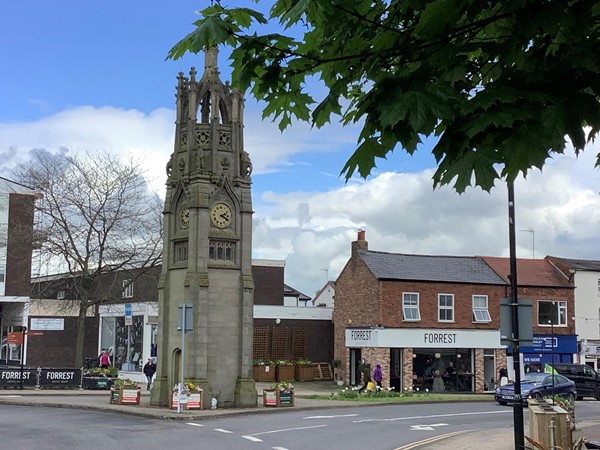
[
  {"x1": 482, "y1": 256, "x2": 572, "y2": 288},
  {"x1": 545, "y1": 256, "x2": 600, "y2": 272},
  {"x1": 284, "y1": 283, "x2": 311, "y2": 301},
  {"x1": 358, "y1": 250, "x2": 507, "y2": 285}
]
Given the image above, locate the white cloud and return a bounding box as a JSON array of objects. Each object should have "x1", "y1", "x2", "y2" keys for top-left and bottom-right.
[{"x1": 2, "y1": 105, "x2": 599, "y2": 298}]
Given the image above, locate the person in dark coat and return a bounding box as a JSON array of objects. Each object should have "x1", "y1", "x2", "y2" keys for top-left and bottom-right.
[
  {"x1": 143, "y1": 358, "x2": 157, "y2": 390},
  {"x1": 357, "y1": 360, "x2": 372, "y2": 394}
]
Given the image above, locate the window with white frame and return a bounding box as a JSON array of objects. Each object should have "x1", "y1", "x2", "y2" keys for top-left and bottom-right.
[
  {"x1": 597, "y1": 278, "x2": 600, "y2": 295},
  {"x1": 0, "y1": 265, "x2": 5, "y2": 283},
  {"x1": 122, "y1": 279, "x2": 134, "y2": 299},
  {"x1": 538, "y1": 300, "x2": 567, "y2": 326},
  {"x1": 402, "y1": 292, "x2": 420, "y2": 321},
  {"x1": 57, "y1": 290, "x2": 65, "y2": 299},
  {"x1": 438, "y1": 294, "x2": 454, "y2": 322},
  {"x1": 472, "y1": 295, "x2": 491, "y2": 322}
]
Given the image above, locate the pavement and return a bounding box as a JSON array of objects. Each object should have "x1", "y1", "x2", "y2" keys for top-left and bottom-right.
[{"x1": 1, "y1": 381, "x2": 599, "y2": 449}]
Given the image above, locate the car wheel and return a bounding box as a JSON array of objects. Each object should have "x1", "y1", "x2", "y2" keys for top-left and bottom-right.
[
  {"x1": 595, "y1": 388, "x2": 600, "y2": 401},
  {"x1": 533, "y1": 392, "x2": 543, "y2": 400},
  {"x1": 564, "y1": 393, "x2": 575, "y2": 403},
  {"x1": 497, "y1": 400, "x2": 507, "y2": 406}
]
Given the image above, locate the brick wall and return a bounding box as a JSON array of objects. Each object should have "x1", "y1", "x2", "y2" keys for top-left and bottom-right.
[
  {"x1": 519, "y1": 286, "x2": 575, "y2": 335},
  {"x1": 26, "y1": 316, "x2": 99, "y2": 367},
  {"x1": 253, "y1": 265, "x2": 285, "y2": 305},
  {"x1": 380, "y1": 280, "x2": 506, "y2": 329},
  {"x1": 333, "y1": 255, "x2": 379, "y2": 382},
  {"x1": 6, "y1": 193, "x2": 35, "y2": 296}
]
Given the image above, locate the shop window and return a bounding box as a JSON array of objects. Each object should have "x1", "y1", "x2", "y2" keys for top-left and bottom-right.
[
  {"x1": 0, "y1": 265, "x2": 5, "y2": 283},
  {"x1": 438, "y1": 294, "x2": 454, "y2": 322},
  {"x1": 538, "y1": 300, "x2": 567, "y2": 326},
  {"x1": 122, "y1": 279, "x2": 134, "y2": 299},
  {"x1": 402, "y1": 292, "x2": 420, "y2": 321},
  {"x1": 472, "y1": 295, "x2": 491, "y2": 322},
  {"x1": 412, "y1": 349, "x2": 474, "y2": 392},
  {"x1": 115, "y1": 315, "x2": 144, "y2": 372}
]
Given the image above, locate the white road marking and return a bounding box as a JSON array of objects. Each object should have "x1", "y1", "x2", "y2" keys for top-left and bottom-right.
[
  {"x1": 242, "y1": 436, "x2": 263, "y2": 442},
  {"x1": 395, "y1": 430, "x2": 473, "y2": 450},
  {"x1": 186, "y1": 423, "x2": 204, "y2": 427},
  {"x1": 272, "y1": 447, "x2": 290, "y2": 450},
  {"x1": 353, "y1": 409, "x2": 509, "y2": 424},
  {"x1": 302, "y1": 414, "x2": 358, "y2": 420},
  {"x1": 214, "y1": 428, "x2": 234, "y2": 433},
  {"x1": 410, "y1": 423, "x2": 448, "y2": 431},
  {"x1": 246, "y1": 425, "x2": 327, "y2": 437}
]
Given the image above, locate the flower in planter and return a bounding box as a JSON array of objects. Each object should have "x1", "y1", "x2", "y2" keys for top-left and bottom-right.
[
  {"x1": 253, "y1": 359, "x2": 274, "y2": 367},
  {"x1": 113, "y1": 378, "x2": 138, "y2": 389},
  {"x1": 172, "y1": 380, "x2": 203, "y2": 393},
  {"x1": 293, "y1": 359, "x2": 313, "y2": 366},
  {"x1": 273, "y1": 359, "x2": 294, "y2": 366},
  {"x1": 273, "y1": 380, "x2": 294, "y2": 393}
]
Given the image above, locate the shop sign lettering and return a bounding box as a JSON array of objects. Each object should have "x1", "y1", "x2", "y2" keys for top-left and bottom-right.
[
  {"x1": 350, "y1": 330, "x2": 372, "y2": 341},
  {"x1": 39, "y1": 369, "x2": 81, "y2": 387},
  {"x1": 0, "y1": 369, "x2": 37, "y2": 387},
  {"x1": 423, "y1": 333, "x2": 457, "y2": 344}
]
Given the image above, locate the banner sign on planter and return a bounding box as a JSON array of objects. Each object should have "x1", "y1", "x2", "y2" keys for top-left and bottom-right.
[
  {"x1": 264, "y1": 390, "x2": 277, "y2": 406},
  {"x1": 121, "y1": 389, "x2": 139, "y2": 403},
  {"x1": 39, "y1": 368, "x2": 81, "y2": 388},
  {"x1": 0, "y1": 368, "x2": 37, "y2": 387}
]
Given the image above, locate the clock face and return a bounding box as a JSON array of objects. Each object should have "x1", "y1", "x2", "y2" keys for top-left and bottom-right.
[
  {"x1": 179, "y1": 204, "x2": 190, "y2": 229},
  {"x1": 210, "y1": 203, "x2": 232, "y2": 228}
]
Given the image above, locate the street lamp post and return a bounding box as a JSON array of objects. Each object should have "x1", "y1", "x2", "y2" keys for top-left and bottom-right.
[{"x1": 549, "y1": 314, "x2": 555, "y2": 399}]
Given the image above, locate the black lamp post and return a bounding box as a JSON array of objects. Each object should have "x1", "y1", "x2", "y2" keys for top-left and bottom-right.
[{"x1": 549, "y1": 312, "x2": 555, "y2": 400}]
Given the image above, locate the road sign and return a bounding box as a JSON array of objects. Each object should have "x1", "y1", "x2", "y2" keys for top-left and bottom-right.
[
  {"x1": 7, "y1": 332, "x2": 23, "y2": 345},
  {"x1": 125, "y1": 303, "x2": 132, "y2": 326}
]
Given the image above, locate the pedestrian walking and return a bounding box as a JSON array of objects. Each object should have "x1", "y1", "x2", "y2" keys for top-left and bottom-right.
[
  {"x1": 143, "y1": 358, "x2": 156, "y2": 390},
  {"x1": 373, "y1": 363, "x2": 383, "y2": 388},
  {"x1": 357, "y1": 359, "x2": 372, "y2": 394},
  {"x1": 99, "y1": 350, "x2": 111, "y2": 369}
]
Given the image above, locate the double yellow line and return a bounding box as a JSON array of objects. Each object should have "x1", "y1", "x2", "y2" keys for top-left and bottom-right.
[{"x1": 394, "y1": 430, "x2": 474, "y2": 450}]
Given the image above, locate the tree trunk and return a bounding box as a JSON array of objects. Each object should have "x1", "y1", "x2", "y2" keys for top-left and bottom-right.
[{"x1": 74, "y1": 301, "x2": 88, "y2": 368}]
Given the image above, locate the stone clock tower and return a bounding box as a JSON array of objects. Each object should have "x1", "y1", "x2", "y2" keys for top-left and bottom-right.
[{"x1": 151, "y1": 49, "x2": 256, "y2": 408}]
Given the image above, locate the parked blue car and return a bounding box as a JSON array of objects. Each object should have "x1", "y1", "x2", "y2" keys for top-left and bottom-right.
[{"x1": 495, "y1": 372, "x2": 576, "y2": 405}]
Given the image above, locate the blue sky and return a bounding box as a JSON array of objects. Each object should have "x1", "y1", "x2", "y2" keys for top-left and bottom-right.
[{"x1": 2, "y1": 1, "x2": 600, "y2": 297}]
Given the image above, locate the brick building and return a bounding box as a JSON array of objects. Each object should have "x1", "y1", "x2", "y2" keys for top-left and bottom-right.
[
  {"x1": 483, "y1": 256, "x2": 576, "y2": 372},
  {"x1": 28, "y1": 260, "x2": 332, "y2": 375},
  {"x1": 333, "y1": 231, "x2": 576, "y2": 394},
  {"x1": 0, "y1": 177, "x2": 38, "y2": 365}
]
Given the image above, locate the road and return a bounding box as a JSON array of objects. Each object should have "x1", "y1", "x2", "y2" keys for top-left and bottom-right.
[{"x1": 2, "y1": 401, "x2": 599, "y2": 449}]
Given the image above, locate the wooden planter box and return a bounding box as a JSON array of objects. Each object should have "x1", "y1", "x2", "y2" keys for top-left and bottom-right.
[
  {"x1": 109, "y1": 386, "x2": 141, "y2": 405},
  {"x1": 263, "y1": 389, "x2": 295, "y2": 407},
  {"x1": 276, "y1": 365, "x2": 295, "y2": 381},
  {"x1": 169, "y1": 390, "x2": 204, "y2": 410},
  {"x1": 295, "y1": 365, "x2": 315, "y2": 381},
  {"x1": 82, "y1": 376, "x2": 115, "y2": 390},
  {"x1": 253, "y1": 365, "x2": 275, "y2": 382}
]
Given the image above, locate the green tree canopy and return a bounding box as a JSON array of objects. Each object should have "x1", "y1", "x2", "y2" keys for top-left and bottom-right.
[{"x1": 168, "y1": 0, "x2": 600, "y2": 193}]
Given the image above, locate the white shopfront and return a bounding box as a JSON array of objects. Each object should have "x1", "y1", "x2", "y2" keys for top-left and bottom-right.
[
  {"x1": 346, "y1": 328, "x2": 503, "y2": 393},
  {"x1": 98, "y1": 302, "x2": 158, "y2": 383}
]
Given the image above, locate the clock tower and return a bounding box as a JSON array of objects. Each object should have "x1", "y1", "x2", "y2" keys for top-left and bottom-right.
[{"x1": 151, "y1": 49, "x2": 256, "y2": 408}]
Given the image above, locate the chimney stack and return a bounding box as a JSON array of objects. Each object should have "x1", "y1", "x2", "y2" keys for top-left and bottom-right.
[{"x1": 352, "y1": 229, "x2": 368, "y2": 255}]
